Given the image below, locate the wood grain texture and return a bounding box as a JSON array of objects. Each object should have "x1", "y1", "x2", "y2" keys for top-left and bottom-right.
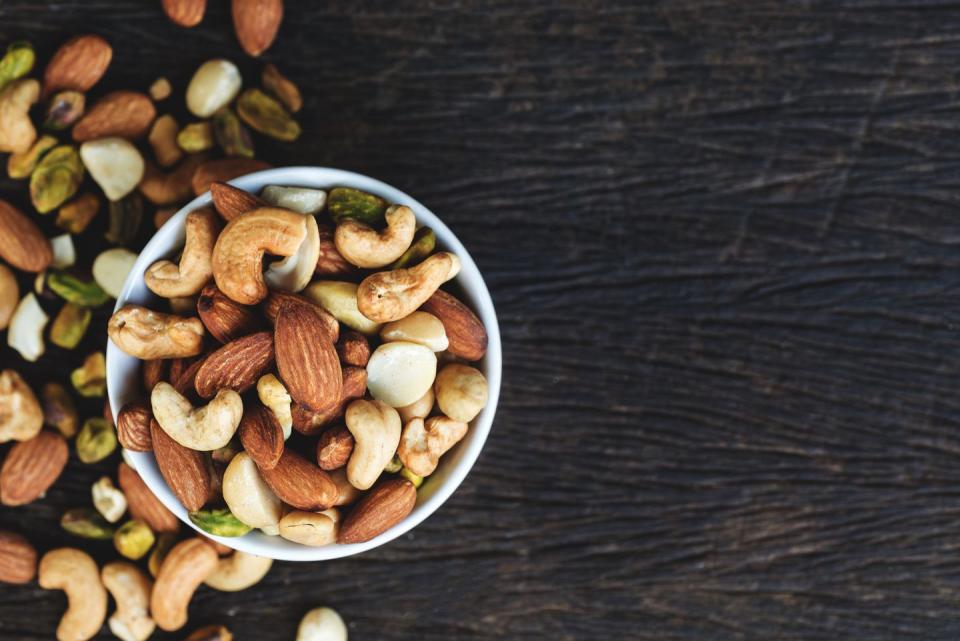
[{"x1": 2, "y1": 0, "x2": 959, "y2": 639}]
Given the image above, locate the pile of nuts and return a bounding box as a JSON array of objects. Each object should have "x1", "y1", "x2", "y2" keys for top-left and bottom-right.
[{"x1": 109, "y1": 180, "x2": 490, "y2": 547}]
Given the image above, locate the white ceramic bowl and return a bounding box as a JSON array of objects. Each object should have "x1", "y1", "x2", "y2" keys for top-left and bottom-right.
[{"x1": 106, "y1": 167, "x2": 501, "y2": 562}]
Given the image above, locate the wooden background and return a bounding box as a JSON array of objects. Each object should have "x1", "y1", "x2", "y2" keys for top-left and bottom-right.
[{"x1": 4, "y1": 0, "x2": 960, "y2": 639}]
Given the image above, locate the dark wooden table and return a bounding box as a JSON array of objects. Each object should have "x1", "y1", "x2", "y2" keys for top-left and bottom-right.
[{"x1": 4, "y1": 0, "x2": 960, "y2": 639}]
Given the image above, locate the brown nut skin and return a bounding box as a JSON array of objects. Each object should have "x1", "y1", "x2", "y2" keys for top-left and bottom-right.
[
  {"x1": 192, "y1": 158, "x2": 271, "y2": 196},
  {"x1": 356, "y1": 252, "x2": 461, "y2": 323},
  {"x1": 335, "y1": 330, "x2": 370, "y2": 367},
  {"x1": 212, "y1": 207, "x2": 309, "y2": 305},
  {"x1": 315, "y1": 224, "x2": 355, "y2": 276},
  {"x1": 232, "y1": 0, "x2": 283, "y2": 57},
  {"x1": 162, "y1": 0, "x2": 207, "y2": 27},
  {"x1": 116, "y1": 401, "x2": 153, "y2": 452},
  {"x1": 262, "y1": 290, "x2": 339, "y2": 341},
  {"x1": 0, "y1": 264, "x2": 18, "y2": 331},
  {"x1": 43, "y1": 34, "x2": 112, "y2": 98},
  {"x1": 198, "y1": 282, "x2": 263, "y2": 343},
  {"x1": 108, "y1": 305, "x2": 205, "y2": 360},
  {"x1": 0, "y1": 431, "x2": 68, "y2": 506},
  {"x1": 338, "y1": 478, "x2": 417, "y2": 544},
  {"x1": 150, "y1": 419, "x2": 215, "y2": 512},
  {"x1": 139, "y1": 156, "x2": 210, "y2": 206},
  {"x1": 0, "y1": 199, "x2": 53, "y2": 273},
  {"x1": 173, "y1": 355, "x2": 208, "y2": 397},
  {"x1": 145, "y1": 207, "x2": 221, "y2": 298},
  {"x1": 275, "y1": 301, "x2": 342, "y2": 413},
  {"x1": 151, "y1": 538, "x2": 219, "y2": 632},
  {"x1": 420, "y1": 289, "x2": 488, "y2": 361},
  {"x1": 186, "y1": 624, "x2": 233, "y2": 641},
  {"x1": 142, "y1": 359, "x2": 169, "y2": 393},
  {"x1": 210, "y1": 181, "x2": 266, "y2": 222},
  {"x1": 0, "y1": 530, "x2": 37, "y2": 584},
  {"x1": 193, "y1": 331, "x2": 275, "y2": 399},
  {"x1": 118, "y1": 462, "x2": 180, "y2": 534},
  {"x1": 238, "y1": 403, "x2": 284, "y2": 470},
  {"x1": 291, "y1": 366, "x2": 367, "y2": 436},
  {"x1": 259, "y1": 449, "x2": 338, "y2": 511},
  {"x1": 72, "y1": 91, "x2": 156, "y2": 141},
  {"x1": 316, "y1": 425, "x2": 354, "y2": 471}
]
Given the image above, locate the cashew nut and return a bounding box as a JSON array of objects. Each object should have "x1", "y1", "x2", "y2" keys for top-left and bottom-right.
[
  {"x1": 434, "y1": 364, "x2": 489, "y2": 423},
  {"x1": 397, "y1": 387, "x2": 434, "y2": 425},
  {"x1": 344, "y1": 399, "x2": 402, "y2": 490},
  {"x1": 222, "y1": 452, "x2": 283, "y2": 529},
  {"x1": 7, "y1": 292, "x2": 49, "y2": 362},
  {"x1": 334, "y1": 204, "x2": 416, "y2": 268},
  {"x1": 203, "y1": 550, "x2": 273, "y2": 592},
  {"x1": 356, "y1": 251, "x2": 461, "y2": 323},
  {"x1": 38, "y1": 548, "x2": 108, "y2": 641},
  {"x1": 151, "y1": 382, "x2": 243, "y2": 451},
  {"x1": 264, "y1": 212, "x2": 320, "y2": 293},
  {"x1": 304, "y1": 280, "x2": 381, "y2": 335},
  {"x1": 257, "y1": 374, "x2": 292, "y2": 439},
  {"x1": 0, "y1": 369, "x2": 43, "y2": 443},
  {"x1": 296, "y1": 607, "x2": 347, "y2": 641},
  {"x1": 328, "y1": 467, "x2": 361, "y2": 506},
  {"x1": 145, "y1": 207, "x2": 222, "y2": 297},
  {"x1": 397, "y1": 416, "x2": 468, "y2": 477},
  {"x1": 101, "y1": 561, "x2": 155, "y2": 641},
  {"x1": 0, "y1": 79, "x2": 39, "y2": 154},
  {"x1": 108, "y1": 305, "x2": 205, "y2": 359},
  {"x1": 212, "y1": 207, "x2": 309, "y2": 305},
  {"x1": 151, "y1": 538, "x2": 219, "y2": 632},
  {"x1": 92, "y1": 476, "x2": 127, "y2": 523},
  {"x1": 366, "y1": 341, "x2": 438, "y2": 408},
  {"x1": 381, "y1": 311, "x2": 448, "y2": 352},
  {"x1": 279, "y1": 508, "x2": 340, "y2": 546}
]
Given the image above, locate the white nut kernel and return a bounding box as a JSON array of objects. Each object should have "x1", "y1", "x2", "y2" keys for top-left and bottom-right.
[
  {"x1": 92, "y1": 476, "x2": 127, "y2": 523},
  {"x1": 297, "y1": 607, "x2": 347, "y2": 641},
  {"x1": 397, "y1": 387, "x2": 434, "y2": 425},
  {"x1": 264, "y1": 213, "x2": 320, "y2": 293},
  {"x1": 257, "y1": 374, "x2": 293, "y2": 440},
  {"x1": 278, "y1": 508, "x2": 340, "y2": 546},
  {"x1": 366, "y1": 341, "x2": 437, "y2": 408},
  {"x1": 304, "y1": 280, "x2": 381, "y2": 335},
  {"x1": 49, "y1": 234, "x2": 76, "y2": 269},
  {"x1": 92, "y1": 248, "x2": 138, "y2": 299},
  {"x1": 7, "y1": 292, "x2": 48, "y2": 362},
  {"x1": 380, "y1": 311, "x2": 448, "y2": 352},
  {"x1": 345, "y1": 399, "x2": 402, "y2": 490},
  {"x1": 151, "y1": 382, "x2": 243, "y2": 451},
  {"x1": 434, "y1": 363, "x2": 488, "y2": 423},
  {"x1": 260, "y1": 185, "x2": 327, "y2": 214},
  {"x1": 204, "y1": 550, "x2": 273, "y2": 592},
  {"x1": 222, "y1": 452, "x2": 283, "y2": 529},
  {"x1": 79, "y1": 137, "x2": 145, "y2": 201},
  {"x1": 186, "y1": 59, "x2": 242, "y2": 118}
]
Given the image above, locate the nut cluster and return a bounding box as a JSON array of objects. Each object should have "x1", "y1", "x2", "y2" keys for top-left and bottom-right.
[{"x1": 109, "y1": 182, "x2": 490, "y2": 547}]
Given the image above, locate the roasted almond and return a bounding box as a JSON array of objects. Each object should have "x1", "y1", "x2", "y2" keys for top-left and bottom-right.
[
  {"x1": 292, "y1": 366, "x2": 366, "y2": 436},
  {"x1": 0, "y1": 431, "x2": 68, "y2": 506},
  {"x1": 43, "y1": 34, "x2": 112, "y2": 98},
  {"x1": 275, "y1": 302, "x2": 342, "y2": 413},
  {"x1": 238, "y1": 403, "x2": 284, "y2": 470},
  {"x1": 232, "y1": 0, "x2": 283, "y2": 57},
  {"x1": 193, "y1": 331, "x2": 274, "y2": 399},
  {"x1": 150, "y1": 419, "x2": 214, "y2": 512},
  {"x1": 139, "y1": 155, "x2": 210, "y2": 206},
  {"x1": 0, "y1": 199, "x2": 53, "y2": 272},
  {"x1": 262, "y1": 290, "x2": 339, "y2": 341},
  {"x1": 162, "y1": 0, "x2": 207, "y2": 27},
  {"x1": 116, "y1": 401, "x2": 153, "y2": 452},
  {"x1": 72, "y1": 91, "x2": 156, "y2": 141},
  {"x1": 192, "y1": 157, "x2": 271, "y2": 196},
  {"x1": 338, "y1": 478, "x2": 416, "y2": 544},
  {"x1": 118, "y1": 462, "x2": 180, "y2": 533},
  {"x1": 316, "y1": 425, "x2": 354, "y2": 471},
  {"x1": 142, "y1": 359, "x2": 169, "y2": 393},
  {"x1": 210, "y1": 181, "x2": 266, "y2": 222},
  {"x1": 335, "y1": 329, "x2": 370, "y2": 367},
  {"x1": 259, "y1": 449, "x2": 337, "y2": 511},
  {"x1": 0, "y1": 530, "x2": 36, "y2": 584},
  {"x1": 173, "y1": 354, "x2": 208, "y2": 397},
  {"x1": 316, "y1": 224, "x2": 354, "y2": 276},
  {"x1": 420, "y1": 290, "x2": 488, "y2": 361},
  {"x1": 197, "y1": 282, "x2": 262, "y2": 343}
]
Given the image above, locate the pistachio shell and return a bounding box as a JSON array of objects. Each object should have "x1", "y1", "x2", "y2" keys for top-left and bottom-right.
[
  {"x1": 61, "y1": 507, "x2": 116, "y2": 539},
  {"x1": 79, "y1": 137, "x2": 145, "y2": 201},
  {"x1": 0, "y1": 41, "x2": 34, "y2": 92},
  {"x1": 49, "y1": 302, "x2": 92, "y2": 349},
  {"x1": 177, "y1": 121, "x2": 215, "y2": 152},
  {"x1": 47, "y1": 272, "x2": 110, "y2": 307},
  {"x1": 56, "y1": 193, "x2": 100, "y2": 233},
  {"x1": 189, "y1": 508, "x2": 253, "y2": 537},
  {"x1": 76, "y1": 417, "x2": 116, "y2": 462},
  {"x1": 262, "y1": 63, "x2": 301, "y2": 113},
  {"x1": 389, "y1": 227, "x2": 436, "y2": 269},
  {"x1": 114, "y1": 519, "x2": 155, "y2": 560},
  {"x1": 44, "y1": 91, "x2": 85, "y2": 130},
  {"x1": 7, "y1": 134, "x2": 57, "y2": 179},
  {"x1": 105, "y1": 192, "x2": 144, "y2": 246},
  {"x1": 327, "y1": 187, "x2": 387, "y2": 225},
  {"x1": 236, "y1": 89, "x2": 301, "y2": 142},
  {"x1": 71, "y1": 352, "x2": 107, "y2": 399},
  {"x1": 30, "y1": 145, "x2": 84, "y2": 213},
  {"x1": 42, "y1": 382, "x2": 79, "y2": 438},
  {"x1": 212, "y1": 107, "x2": 253, "y2": 158}
]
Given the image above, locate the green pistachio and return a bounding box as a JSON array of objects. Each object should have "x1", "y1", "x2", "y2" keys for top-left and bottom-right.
[
  {"x1": 389, "y1": 227, "x2": 436, "y2": 269},
  {"x1": 61, "y1": 507, "x2": 115, "y2": 540},
  {"x1": 105, "y1": 192, "x2": 144, "y2": 246},
  {"x1": 76, "y1": 416, "x2": 116, "y2": 462},
  {"x1": 149, "y1": 532, "x2": 178, "y2": 578},
  {"x1": 262, "y1": 63, "x2": 302, "y2": 113},
  {"x1": 44, "y1": 91, "x2": 85, "y2": 131},
  {"x1": 49, "y1": 302, "x2": 92, "y2": 349},
  {"x1": 211, "y1": 438, "x2": 242, "y2": 465},
  {"x1": 384, "y1": 454, "x2": 403, "y2": 474},
  {"x1": 327, "y1": 187, "x2": 388, "y2": 225},
  {"x1": 56, "y1": 193, "x2": 100, "y2": 233},
  {"x1": 114, "y1": 519, "x2": 155, "y2": 560},
  {"x1": 41, "y1": 382, "x2": 79, "y2": 438},
  {"x1": 7, "y1": 134, "x2": 57, "y2": 180},
  {"x1": 29, "y1": 145, "x2": 84, "y2": 214},
  {"x1": 236, "y1": 88, "x2": 301, "y2": 142},
  {"x1": 0, "y1": 41, "x2": 34, "y2": 93},
  {"x1": 400, "y1": 466, "x2": 424, "y2": 488},
  {"x1": 47, "y1": 272, "x2": 110, "y2": 307},
  {"x1": 188, "y1": 508, "x2": 253, "y2": 537},
  {"x1": 177, "y1": 121, "x2": 215, "y2": 153},
  {"x1": 212, "y1": 107, "x2": 254, "y2": 158},
  {"x1": 71, "y1": 352, "x2": 107, "y2": 399}
]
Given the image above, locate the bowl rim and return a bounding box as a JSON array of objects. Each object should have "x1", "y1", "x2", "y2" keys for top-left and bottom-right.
[{"x1": 106, "y1": 166, "x2": 502, "y2": 561}]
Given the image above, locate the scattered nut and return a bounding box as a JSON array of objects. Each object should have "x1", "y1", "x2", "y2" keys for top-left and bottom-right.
[
  {"x1": 186, "y1": 59, "x2": 242, "y2": 118},
  {"x1": 92, "y1": 476, "x2": 128, "y2": 523},
  {"x1": 41, "y1": 381, "x2": 78, "y2": 438},
  {"x1": 50, "y1": 302, "x2": 91, "y2": 349},
  {"x1": 92, "y1": 247, "x2": 138, "y2": 299},
  {"x1": 38, "y1": 548, "x2": 108, "y2": 641},
  {"x1": 397, "y1": 416, "x2": 468, "y2": 477},
  {"x1": 262, "y1": 63, "x2": 302, "y2": 113},
  {"x1": 191, "y1": 157, "x2": 271, "y2": 196},
  {"x1": 357, "y1": 251, "x2": 461, "y2": 323},
  {"x1": 42, "y1": 34, "x2": 112, "y2": 97},
  {"x1": 0, "y1": 41, "x2": 35, "y2": 93},
  {"x1": 72, "y1": 90, "x2": 155, "y2": 141},
  {"x1": 139, "y1": 154, "x2": 209, "y2": 205},
  {"x1": 118, "y1": 462, "x2": 181, "y2": 534},
  {"x1": 149, "y1": 76, "x2": 172, "y2": 100},
  {"x1": 151, "y1": 538, "x2": 219, "y2": 632},
  {"x1": 56, "y1": 193, "x2": 100, "y2": 233},
  {"x1": 148, "y1": 533, "x2": 177, "y2": 578},
  {"x1": 296, "y1": 607, "x2": 347, "y2": 641},
  {"x1": 203, "y1": 550, "x2": 272, "y2": 591},
  {"x1": 108, "y1": 304, "x2": 205, "y2": 359},
  {"x1": 101, "y1": 561, "x2": 155, "y2": 641},
  {"x1": 152, "y1": 381, "x2": 243, "y2": 451},
  {"x1": 70, "y1": 351, "x2": 107, "y2": 398},
  {"x1": 335, "y1": 204, "x2": 416, "y2": 268},
  {"x1": 106, "y1": 191, "x2": 145, "y2": 245},
  {"x1": 0, "y1": 530, "x2": 37, "y2": 584},
  {"x1": 79, "y1": 137, "x2": 145, "y2": 201},
  {"x1": 0, "y1": 265, "x2": 17, "y2": 332},
  {"x1": 237, "y1": 88, "x2": 301, "y2": 141},
  {"x1": 44, "y1": 90, "x2": 85, "y2": 131},
  {"x1": 7, "y1": 293, "x2": 49, "y2": 362},
  {"x1": 345, "y1": 399, "x2": 402, "y2": 490},
  {"x1": 366, "y1": 341, "x2": 438, "y2": 408},
  {"x1": 145, "y1": 207, "x2": 221, "y2": 297},
  {"x1": 7, "y1": 133, "x2": 56, "y2": 179},
  {"x1": 185, "y1": 625, "x2": 233, "y2": 641},
  {"x1": 212, "y1": 107, "x2": 254, "y2": 158},
  {"x1": 435, "y1": 363, "x2": 489, "y2": 423},
  {"x1": 0, "y1": 79, "x2": 39, "y2": 154},
  {"x1": 61, "y1": 508, "x2": 115, "y2": 540},
  {"x1": 114, "y1": 519, "x2": 155, "y2": 560},
  {"x1": 148, "y1": 114, "x2": 183, "y2": 167},
  {"x1": 0, "y1": 370, "x2": 43, "y2": 443},
  {"x1": 76, "y1": 417, "x2": 116, "y2": 463},
  {"x1": 177, "y1": 121, "x2": 215, "y2": 152},
  {"x1": 49, "y1": 234, "x2": 76, "y2": 269},
  {"x1": 30, "y1": 144, "x2": 84, "y2": 213}
]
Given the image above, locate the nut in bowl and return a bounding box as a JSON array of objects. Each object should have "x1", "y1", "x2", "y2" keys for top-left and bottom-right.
[{"x1": 106, "y1": 167, "x2": 501, "y2": 561}]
